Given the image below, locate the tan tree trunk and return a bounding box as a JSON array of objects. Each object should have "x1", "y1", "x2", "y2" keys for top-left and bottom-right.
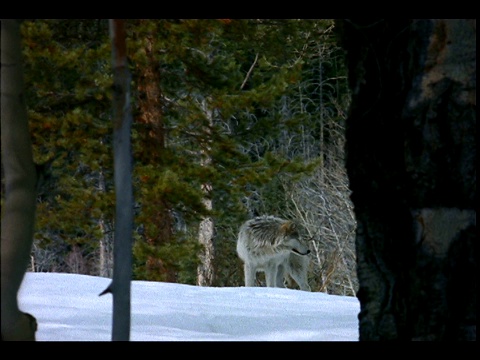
[
  {"x1": 1, "y1": 19, "x2": 38, "y2": 341},
  {"x1": 197, "y1": 98, "x2": 215, "y2": 286},
  {"x1": 98, "y1": 168, "x2": 113, "y2": 278},
  {"x1": 197, "y1": 183, "x2": 215, "y2": 286},
  {"x1": 337, "y1": 19, "x2": 476, "y2": 341}
]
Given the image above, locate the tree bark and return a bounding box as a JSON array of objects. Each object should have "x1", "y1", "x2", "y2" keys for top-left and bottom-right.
[
  {"x1": 100, "y1": 19, "x2": 134, "y2": 341},
  {"x1": 197, "y1": 187, "x2": 215, "y2": 286},
  {"x1": 336, "y1": 19, "x2": 476, "y2": 341},
  {"x1": 1, "y1": 19, "x2": 38, "y2": 341},
  {"x1": 135, "y1": 20, "x2": 176, "y2": 282},
  {"x1": 197, "y1": 99, "x2": 215, "y2": 286},
  {"x1": 98, "y1": 168, "x2": 113, "y2": 278}
]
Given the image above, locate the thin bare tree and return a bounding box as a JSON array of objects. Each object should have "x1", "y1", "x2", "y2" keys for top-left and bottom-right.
[{"x1": 99, "y1": 19, "x2": 134, "y2": 341}]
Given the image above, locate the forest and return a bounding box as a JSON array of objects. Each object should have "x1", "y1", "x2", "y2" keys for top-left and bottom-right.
[
  {"x1": 1, "y1": 19, "x2": 357, "y2": 296},
  {"x1": 2, "y1": 18, "x2": 476, "y2": 342}
]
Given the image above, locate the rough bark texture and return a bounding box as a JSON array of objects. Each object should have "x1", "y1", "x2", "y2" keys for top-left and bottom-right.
[
  {"x1": 197, "y1": 100, "x2": 215, "y2": 286},
  {"x1": 197, "y1": 182, "x2": 215, "y2": 286},
  {"x1": 336, "y1": 19, "x2": 476, "y2": 341},
  {"x1": 1, "y1": 19, "x2": 38, "y2": 341},
  {"x1": 135, "y1": 21, "x2": 176, "y2": 282}
]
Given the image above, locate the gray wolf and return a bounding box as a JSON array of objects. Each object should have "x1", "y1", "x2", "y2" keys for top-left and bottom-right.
[{"x1": 236, "y1": 215, "x2": 311, "y2": 291}]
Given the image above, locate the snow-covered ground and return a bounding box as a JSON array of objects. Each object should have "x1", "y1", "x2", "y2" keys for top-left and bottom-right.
[{"x1": 18, "y1": 272, "x2": 359, "y2": 341}]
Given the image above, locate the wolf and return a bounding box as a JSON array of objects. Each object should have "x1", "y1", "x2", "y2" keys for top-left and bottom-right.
[{"x1": 236, "y1": 215, "x2": 311, "y2": 291}]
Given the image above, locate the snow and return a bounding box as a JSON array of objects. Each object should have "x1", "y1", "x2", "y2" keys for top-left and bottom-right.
[{"x1": 18, "y1": 272, "x2": 359, "y2": 341}]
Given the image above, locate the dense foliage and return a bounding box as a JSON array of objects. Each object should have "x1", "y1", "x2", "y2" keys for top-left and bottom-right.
[{"x1": 1, "y1": 19, "x2": 356, "y2": 295}]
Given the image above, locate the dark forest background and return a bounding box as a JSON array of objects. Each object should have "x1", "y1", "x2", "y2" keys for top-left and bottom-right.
[{"x1": 1, "y1": 19, "x2": 357, "y2": 296}]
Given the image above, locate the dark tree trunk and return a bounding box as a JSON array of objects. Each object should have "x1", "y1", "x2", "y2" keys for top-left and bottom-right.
[
  {"x1": 1, "y1": 19, "x2": 38, "y2": 341},
  {"x1": 100, "y1": 19, "x2": 134, "y2": 341},
  {"x1": 336, "y1": 19, "x2": 476, "y2": 341}
]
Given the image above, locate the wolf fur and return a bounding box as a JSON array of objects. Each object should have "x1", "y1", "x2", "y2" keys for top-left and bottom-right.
[{"x1": 236, "y1": 215, "x2": 311, "y2": 291}]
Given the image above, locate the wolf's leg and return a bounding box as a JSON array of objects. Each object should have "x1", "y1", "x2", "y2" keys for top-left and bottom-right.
[
  {"x1": 284, "y1": 273, "x2": 295, "y2": 289},
  {"x1": 264, "y1": 263, "x2": 278, "y2": 288},
  {"x1": 288, "y1": 256, "x2": 311, "y2": 291},
  {"x1": 297, "y1": 277, "x2": 312, "y2": 291},
  {"x1": 244, "y1": 263, "x2": 256, "y2": 287},
  {"x1": 276, "y1": 263, "x2": 286, "y2": 288},
  {"x1": 289, "y1": 268, "x2": 311, "y2": 291}
]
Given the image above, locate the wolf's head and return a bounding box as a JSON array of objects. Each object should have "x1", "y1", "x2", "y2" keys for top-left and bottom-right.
[{"x1": 279, "y1": 221, "x2": 311, "y2": 256}]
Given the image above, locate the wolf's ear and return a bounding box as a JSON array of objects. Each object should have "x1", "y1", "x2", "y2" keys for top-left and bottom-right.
[{"x1": 280, "y1": 221, "x2": 296, "y2": 235}]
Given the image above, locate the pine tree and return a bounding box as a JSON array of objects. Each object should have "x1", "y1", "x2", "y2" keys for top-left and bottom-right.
[
  {"x1": 16, "y1": 19, "x2": 356, "y2": 293},
  {"x1": 21, "y1": 19, "x2": 114, "y2": 275}
]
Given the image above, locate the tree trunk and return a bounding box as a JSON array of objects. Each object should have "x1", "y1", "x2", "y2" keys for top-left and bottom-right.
[
  {"x1": 1, "y1": 19, "x2": 38, "y2": 341},
  {"x1": 197, "y1": 98, "x2": 215, "y2": 286},
  {"x1": 336, "y1": 19, "x2": 476, "y2": 341},
  {"x1": 197, "y1": 186, "x2": 215, "y2": 286},
  {"x1": 98, "y1": 168, "x2": 113, "y2": 278},
  {"x1": 100, "y1": 19, "x2": 134, "y2": 341},
  {"x1": 135, "y1": 20, "x2": 176, "y2": 283}
]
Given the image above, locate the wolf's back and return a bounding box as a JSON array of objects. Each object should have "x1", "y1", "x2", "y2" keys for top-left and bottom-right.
[
  {"x1": 236, "y1": 215, "x2": 286, "y2": 259},
  {"x1": 240, "y1": 215, "x2": 285, "y2": 243}
]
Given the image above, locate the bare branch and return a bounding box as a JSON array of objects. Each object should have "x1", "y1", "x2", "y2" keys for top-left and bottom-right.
[{"x1": 240, "y1": 53, "x2": 259, "y2": 90}]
